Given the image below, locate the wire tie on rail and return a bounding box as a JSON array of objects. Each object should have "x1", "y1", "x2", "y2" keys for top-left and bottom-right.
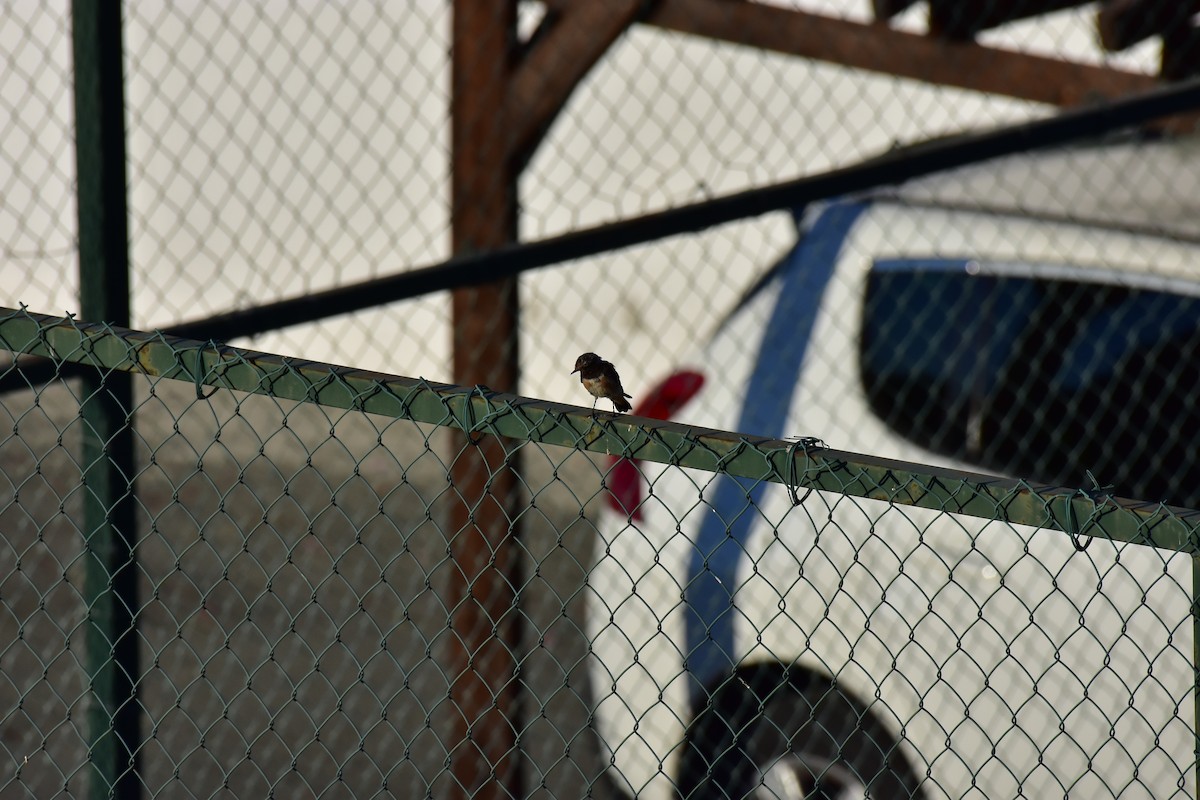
[
  {"x1": 1062, "y1": 470, "x2": 1112, "y2": 552},
  {"x1": 195, "y1": 340, "x2": 221, "y2": 399},
  {"x1": 786, "y1": 436, "x2": 826, "y2": 506}
]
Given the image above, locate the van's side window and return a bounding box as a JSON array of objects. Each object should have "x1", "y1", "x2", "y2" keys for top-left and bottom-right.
[{"x1": 860, "y1": 258, "x2": 1200, "y2": 506}]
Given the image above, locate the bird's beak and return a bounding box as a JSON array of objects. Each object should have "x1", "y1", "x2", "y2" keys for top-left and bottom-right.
[{"x1": 571, "y1": 367, "x2": 579, "y2": 374}]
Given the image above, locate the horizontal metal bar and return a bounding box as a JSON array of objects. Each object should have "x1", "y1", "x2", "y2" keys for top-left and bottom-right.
[
  {"x1": 38, "y1": 75, "x2": 1200, "y2": 354},
  {"x1": 5, "y1": 77, "x2": 1199, "y2": 401},
  {"x1": 4, "y1": 307, "x2": 1198, "y2": 554},
  {"x1": 165, "y1": 75, "x2": 1200, "y2": 341}
]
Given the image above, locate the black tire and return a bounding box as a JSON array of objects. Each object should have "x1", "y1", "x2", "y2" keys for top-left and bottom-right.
[{"x1": 676, "y1": 664, "x2": 926, "y2": 800}]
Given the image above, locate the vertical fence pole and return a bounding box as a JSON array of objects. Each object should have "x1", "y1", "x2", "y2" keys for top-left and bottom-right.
[
  {"x1": 448, "y1": 2, "x2": 522, "y2": 799},
  {"x1": 1194, "y1": 553, "x2": 1200, "y2": 800},
  {"x1": 71, "y1": 3, "x2": 140, "y2": 798}
]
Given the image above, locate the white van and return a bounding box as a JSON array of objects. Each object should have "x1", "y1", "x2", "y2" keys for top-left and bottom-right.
[{"x1": 587, "y1": 135, "x2": 1200, "y2": 800}]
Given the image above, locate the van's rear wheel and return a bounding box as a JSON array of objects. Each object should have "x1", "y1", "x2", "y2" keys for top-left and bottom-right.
[{"x1": 676, "y1": 665, "x2": 925, "y2": 800}]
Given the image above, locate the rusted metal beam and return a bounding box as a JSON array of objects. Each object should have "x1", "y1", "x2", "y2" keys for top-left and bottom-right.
[
  {"x1": 449, "y1": 3, "x2": 521, "y2": 800},
  {"x1": 927, "y1": 0, "x2": 1088, "y2": 40},
  {"x1": 1163, "y1": 23, "x2": 1200, "y2": 81},
  {"x1": 647, "y1": 0, "x2": 1157, "y2": 106},
  {"x1": 1099, "y1": 0, "x2": 1200, "y2": 51},
  {"x1": 446, "y1": 3, "x2": 647, "y2": 798},
  {"x1": 872, "y1": 0, "x2": 920, "y2": 20},
  {"x1": 447, "y1": 6, "x2": 646, "y2": 794},
  {"x1": 507, "y1": 0, "x2": 645, "y2": 169}
]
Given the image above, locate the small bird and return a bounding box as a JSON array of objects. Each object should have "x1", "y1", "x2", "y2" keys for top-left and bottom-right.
[{"x1": 572, "y1": 352, "x2": 632, "y2": 413}]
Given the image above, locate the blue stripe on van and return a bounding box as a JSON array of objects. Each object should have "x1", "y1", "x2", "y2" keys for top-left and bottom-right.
[{"x1": 684, "y1": 201, "x2": 868, "y2": 709}]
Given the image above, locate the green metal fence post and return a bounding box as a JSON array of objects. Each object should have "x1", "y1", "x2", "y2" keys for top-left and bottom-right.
[
  {"x1": 71, "y1": 3, "x2": 140, "y2": 798},
  {"x1": 1194, "y1": 553, "x2": 1200, "y2": 800}
]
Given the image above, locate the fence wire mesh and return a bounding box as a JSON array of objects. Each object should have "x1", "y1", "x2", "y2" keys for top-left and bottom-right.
[
  {"x1": 7, "y1": 2, "x2": 1194, "y2": 397},
  {"x1": 6, "y1": 2, "x2": 1200, "y2": 799},
  {"x1": 0, "y1": 308, "x2": 1197, "y2": 800}
]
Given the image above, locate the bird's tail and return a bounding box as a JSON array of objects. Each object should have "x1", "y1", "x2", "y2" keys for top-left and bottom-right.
[{"x1": 615, "y1": 395, "x2": 632, "y2": 413}]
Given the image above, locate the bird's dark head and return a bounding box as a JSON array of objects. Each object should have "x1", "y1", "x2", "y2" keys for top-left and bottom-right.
[{"x1": 572, "y1": 352, "x2": 601, "y2": 374}]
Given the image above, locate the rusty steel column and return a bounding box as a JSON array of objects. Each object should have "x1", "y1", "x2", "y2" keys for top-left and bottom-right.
[{"x1": 447, "y1": 2, "x2": 522, "y2": 799}]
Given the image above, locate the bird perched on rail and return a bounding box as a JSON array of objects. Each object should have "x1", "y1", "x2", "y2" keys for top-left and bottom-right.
[{"x1": 572, "y1": 352, "x2": 632, "y2": 413}]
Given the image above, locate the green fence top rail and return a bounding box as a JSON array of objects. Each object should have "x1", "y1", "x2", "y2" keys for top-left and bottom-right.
[{"x1": 4, "y1": 306, "x2": 1198, "y2": 555}]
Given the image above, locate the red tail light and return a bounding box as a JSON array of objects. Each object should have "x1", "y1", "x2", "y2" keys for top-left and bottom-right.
[{"x1": 607, "y1": 370, "x2": 706, "y2": 519}]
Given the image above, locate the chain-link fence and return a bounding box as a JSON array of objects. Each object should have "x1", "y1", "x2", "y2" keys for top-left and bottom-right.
[
  {"x1": 6, "y1": 2, "x2": 1200, "y2": 799},
  {"x1": 6, "y1": 2, "x2": 1195, "y2": 395},
  {"x1": 0, "y1": 307, "x2": 1197, "y2": 800}
]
